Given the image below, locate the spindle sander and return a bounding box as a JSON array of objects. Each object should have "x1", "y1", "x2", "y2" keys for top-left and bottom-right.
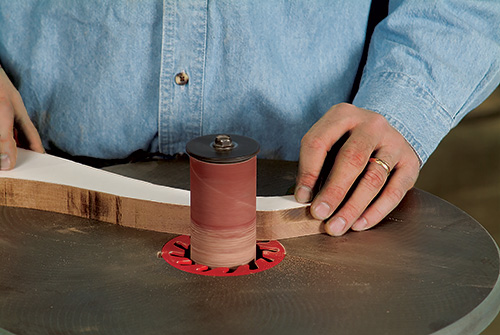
[{"x1": 162, "y1": 133, "x2": 287, "y2": 275}]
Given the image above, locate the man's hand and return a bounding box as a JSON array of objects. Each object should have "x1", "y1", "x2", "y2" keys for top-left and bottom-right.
[
  {"x1": 0, "y1": 68, "x2": 44, "y2": 170},
  {"x1": 295, "y1": 103, "x2": 420, "y2": 236}
]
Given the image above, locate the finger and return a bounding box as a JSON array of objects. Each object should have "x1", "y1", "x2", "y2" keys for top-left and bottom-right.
[
  {"x1": 351, "y1": 163, "x2": 418, "y2": 231},
  {"x1": 15, "y1": 112, "x2": 45, "y2": 153},
  {"x1": 323, "y1": 154, "x2": 395, "y2": 236},
  {"x1": 295, "y1": 107, "x2": 353, "y2": 203},
  {"x1": 12, "y1": 92, "x2": 44, "y2": 153},
  {"x1": 295, "y1": 134, "x2": 329, "y2": 203},
  {"x1": 0, "y1": 98, "x2": 17, "y2": 170},
  {"x1": 309, "y1": 128, "x2": 379, "y2": 221}
]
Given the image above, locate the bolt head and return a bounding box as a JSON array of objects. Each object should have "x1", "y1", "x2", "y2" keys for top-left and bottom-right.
[{"x1": 213, "y1": 134, "x2": 234, "y2": 150}]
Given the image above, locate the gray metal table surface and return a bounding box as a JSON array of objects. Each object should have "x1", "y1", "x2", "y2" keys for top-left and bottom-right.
[{"x1": 1, "y1": 158, "x2": 499, "y2": 335}]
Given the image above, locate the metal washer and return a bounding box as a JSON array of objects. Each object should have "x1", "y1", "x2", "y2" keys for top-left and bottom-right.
[{"x1": 186, "y1": 134, "x2": 260, "y2": 164}]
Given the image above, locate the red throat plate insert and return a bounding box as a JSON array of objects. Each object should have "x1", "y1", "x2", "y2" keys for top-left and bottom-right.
[{"x1": 161, "y1": 235, "x2": 286, "y2": 276}]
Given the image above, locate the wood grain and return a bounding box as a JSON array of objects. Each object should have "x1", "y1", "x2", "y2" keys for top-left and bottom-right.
[{"x1": 0, "y1": 149, "x2": 322, "y2": 239}]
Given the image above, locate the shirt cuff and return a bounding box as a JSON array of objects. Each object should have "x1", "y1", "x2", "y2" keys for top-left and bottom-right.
[{"x1": 353, "y1": 71, "x2": 453, "y2": 165}]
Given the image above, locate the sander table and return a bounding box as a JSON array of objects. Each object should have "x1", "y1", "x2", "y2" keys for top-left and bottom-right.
[{"x1": 0, "y1": 158, "x2": 499, "y2": 334}]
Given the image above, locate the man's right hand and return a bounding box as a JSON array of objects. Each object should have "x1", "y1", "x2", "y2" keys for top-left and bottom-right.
[{"x1": 0, "y1": 68, "x2": 44, "y2": 170}]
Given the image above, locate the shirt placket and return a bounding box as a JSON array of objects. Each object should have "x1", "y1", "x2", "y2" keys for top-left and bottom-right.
[{"x1": 159, "y1": 0, "x2": 207, "y2": 155}]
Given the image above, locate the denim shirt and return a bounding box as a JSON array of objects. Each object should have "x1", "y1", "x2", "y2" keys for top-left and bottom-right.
[{"x1": 0, "y1": 1, "x2": 499, "y2": 163}]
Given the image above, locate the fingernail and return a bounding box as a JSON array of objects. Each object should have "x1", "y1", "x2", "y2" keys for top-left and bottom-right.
[
  {"x1": 295, "y1": 185, "x2": 312, "y2": 203},
  {"x1": 326, "y1": 217, "x2": 347, "y2": 236},
  {"x1": 312, "y1": 202, "x2": 331, "y2": 220},
  {"x1": 0, "y1": 154, "x2": 10, "y2": 171},
  {"x1": 352, "y1": 217, "x2": 368, "y2": 231}
]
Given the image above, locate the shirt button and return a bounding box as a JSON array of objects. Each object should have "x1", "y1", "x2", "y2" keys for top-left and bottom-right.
[{"x1": 175, "y1": 72, "x2": 189, "y2": 85}]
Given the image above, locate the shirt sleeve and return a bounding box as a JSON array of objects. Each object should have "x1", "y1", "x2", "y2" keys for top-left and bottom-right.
[{"x1": 352, "y1": 0, "x2": 500, "y2": 164}]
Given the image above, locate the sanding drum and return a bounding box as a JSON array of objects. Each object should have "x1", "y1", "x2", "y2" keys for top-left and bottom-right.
[{"x1": 186, "y1": 134, "x2": 260, "y2": 268}]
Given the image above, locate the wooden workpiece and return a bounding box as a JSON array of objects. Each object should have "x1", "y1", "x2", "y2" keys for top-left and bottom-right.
[{"x1": 0, "y1": 149, "x2": 323, "y2": 240}]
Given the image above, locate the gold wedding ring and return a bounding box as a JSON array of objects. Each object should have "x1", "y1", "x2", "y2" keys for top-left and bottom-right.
[{"x1": 369, "y1": 157, "x2": 391, "y2": 176}]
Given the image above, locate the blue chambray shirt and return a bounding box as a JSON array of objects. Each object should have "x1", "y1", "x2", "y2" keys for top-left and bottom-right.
[{"x1": 0, "y1": 1, "x2": 499, "y2": 163}]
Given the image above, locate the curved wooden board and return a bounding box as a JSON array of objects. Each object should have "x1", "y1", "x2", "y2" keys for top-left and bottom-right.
[{"x1": 0, "y1": 149, "x2": 323, "y2": 239}]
